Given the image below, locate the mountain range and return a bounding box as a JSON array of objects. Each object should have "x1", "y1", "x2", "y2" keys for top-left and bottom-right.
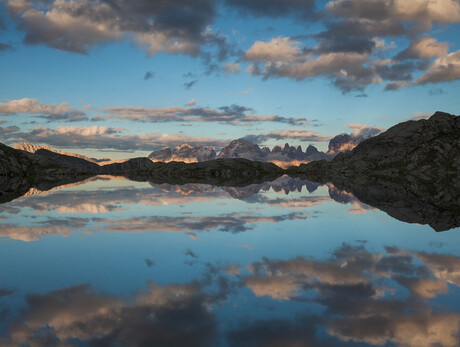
[{"x1": 148, "y1": 131, "x2": 372, "y2": 166}]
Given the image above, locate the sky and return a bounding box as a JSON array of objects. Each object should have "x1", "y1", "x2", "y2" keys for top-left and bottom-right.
[{"x1": 0, "y1": 0, "x2": 459, "y2": 159}]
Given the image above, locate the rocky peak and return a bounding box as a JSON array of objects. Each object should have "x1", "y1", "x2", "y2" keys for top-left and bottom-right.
[
  {"x1": 218, "y1": 139, "x2": 265, "y2": 161},
  {"x1": 148, "y1": 147, "x2": 172, "y2": 161},
  {"x1": 14, "y1": 142, "x2": 52, "y2": 153},
  {"x1": 305, "y1": 145, "x2": 318, "y2": 156},
  {"x1": 272, "y1": 145, "x2": 282, "y2": 153}
]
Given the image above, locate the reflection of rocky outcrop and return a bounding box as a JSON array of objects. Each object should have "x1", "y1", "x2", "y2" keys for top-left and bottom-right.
[
  {"x1": 331, "y1": 178, "x2": 460, "y2": 232},
  {"x1": 222, "y1": 176, "x2": 320, "y2": 200},
  {"x1": 148, "y1": 176, "x2": 320, "y2": 200},
  {"x1": 103, "y1": 158, "x2": 284, "y2": 186},
  {"x1": 287, "y1": 112, "x2": 460, "y2": 231}
]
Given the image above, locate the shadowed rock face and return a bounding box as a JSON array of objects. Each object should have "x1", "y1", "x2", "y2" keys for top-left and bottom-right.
[{"x1": 34, "y1": 149, "x2": 100, "y2": 171}]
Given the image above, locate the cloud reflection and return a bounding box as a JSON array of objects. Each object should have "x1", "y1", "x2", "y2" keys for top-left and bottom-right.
[{"x1": 2, "y1": 244, "x2": 460, "y2": 346}]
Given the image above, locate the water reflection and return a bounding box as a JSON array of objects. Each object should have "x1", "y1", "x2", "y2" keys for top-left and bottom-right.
[
  {"x1": 0, "y1": 175, "x2": 459, "y2": 346},
  {"x1": 1, "y1": 243, "x2": 460, "y2": 346}
]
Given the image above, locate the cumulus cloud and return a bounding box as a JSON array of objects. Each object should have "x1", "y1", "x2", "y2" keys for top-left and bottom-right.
[
  {"x1": 327, "y1": 0, "x2": 460, "y2": 24},
  {"x1": 245, "y1": 37, "x2": 381, "y2": 92},
  {"x1": 245, "y1": 37, "x2": 301, "y2": 63},
  {"x1": 100, "y1": 104, "x2": 310, "y2": 126},
  {"x1": 0, "y1": 98, "x2": 87, "y2": 122},
  {"x1": 4, "y1": 0, "x2": 231, "y2": 68},
  {"x1": 186, "y1": 99, "x2": 197, "y2": 106},
  {"x1": 396, "y1": 35, "x2": 449, "y2": 60},
  {"x1": 416, "y1": 49, "x2": 460, "y2": 84},
  {"x1": 346, "y1": 123, "x2": 384, "y2": 138},
  {"x1": 238, "y1": 1, "x2": 460, "y2": 91}
]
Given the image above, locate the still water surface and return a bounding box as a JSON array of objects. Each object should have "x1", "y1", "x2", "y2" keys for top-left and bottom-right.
[{"x1": 0, "y1": 175, "x2": 459, "y2": 346}]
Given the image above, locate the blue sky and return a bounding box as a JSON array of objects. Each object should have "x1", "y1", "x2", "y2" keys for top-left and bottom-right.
[{"x1": 0, "y1": 0, "x2": 459, "y2": 159}]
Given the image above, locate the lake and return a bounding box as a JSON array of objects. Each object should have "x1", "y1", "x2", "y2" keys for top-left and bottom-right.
[{"x1": 1, "y1": 175, "x2": 459, "y2": 346}]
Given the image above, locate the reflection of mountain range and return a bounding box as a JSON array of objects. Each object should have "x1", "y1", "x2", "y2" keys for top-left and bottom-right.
[{"x1": 149, "y1": 176, "x2": 321, "y2": 200}]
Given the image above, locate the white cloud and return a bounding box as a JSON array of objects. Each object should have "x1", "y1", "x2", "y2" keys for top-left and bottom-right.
[
  {"x1": 245, "y1": 37, "x2": 301, "y2": 63},
  {"x1": 0, "y1": 98, "x2": 73, "y2": 115},
  {"x1": 327, "y1": 0, "x2": 460, "y2": 24},
  {"x1": 417, "y1": 49, "x2": 460, "y2": 84}
]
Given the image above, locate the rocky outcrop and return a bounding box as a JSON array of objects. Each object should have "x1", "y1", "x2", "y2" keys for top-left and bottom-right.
[
  {"x1": 148, "y1": 144, "x2": 216, "y2": 163},
  {"x1": 288, "y1": 112, "x2": 459, "y2": 179},
  {"x1": 287, "y1": 111, "x2": 460, "y2": 231},
  {"x1": 0, "y1": 142, "x2": 95, "y2": 178}
]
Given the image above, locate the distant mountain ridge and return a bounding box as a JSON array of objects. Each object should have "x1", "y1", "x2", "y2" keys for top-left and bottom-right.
[
  {"x1": 148, "y1": 133, "x2": 373, "y2": 166},
  {"x1": 14, "y1": 142, "x2": 110, "y2": 164}
]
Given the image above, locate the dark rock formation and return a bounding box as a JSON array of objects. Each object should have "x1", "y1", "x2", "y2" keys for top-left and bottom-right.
[
  {"x1": 289, "y1": 112, "x2": 459, "y2": 180},
  {"x1": 288, "y1": 112, "x2": 460, "y2": 231},
  {"x1": 102, "y1": 158, "x2": 284, "y2": 186},
  {"x1": 14, "y1": 142, "x2": 104, "y2": 164},
  {"x1": 35, "y1": 149, "x2": 100, "y2": 171}
]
